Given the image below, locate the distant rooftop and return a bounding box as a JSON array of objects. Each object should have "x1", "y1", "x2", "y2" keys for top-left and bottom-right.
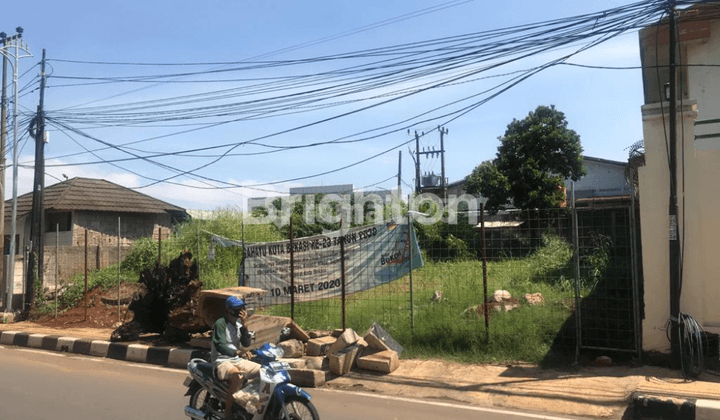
[{"x1": 4, "y1": 177, "x2": 187, "y2": 221}]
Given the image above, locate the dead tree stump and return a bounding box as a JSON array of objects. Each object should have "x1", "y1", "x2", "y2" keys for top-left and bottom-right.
[{"x1": 111, "y1": 251, "x2": 205, "y2": 342}]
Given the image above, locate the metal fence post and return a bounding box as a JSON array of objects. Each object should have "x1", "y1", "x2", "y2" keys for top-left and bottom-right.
[
  {"x1": 571, "y1": 182, "x2": 582, "y2": 364},
  {"x1": 407, "y1": 211, "x2": 414, "y2": 334},
  {"x1": 157, "y1": 227, "x2": 162, "y2": 267},
  {"x1": 340, "y1": 232, "x2": 346, "y2": 331},
  {"x1": 481, "y1": 202, "x2": 489, "y2": 339},
  {"x1": 196, "y1": 226, "x2": 201, "y2": 282},
  {"x1": 117, "y1": 216, "x2": 121, "y2": 322},
  {"x1": 84, "y1": 229, "x2": 88, "y2": 322},
  {"x1": 22, "y1": 243, "x2": 28, "y2": 312},
  {"x1": 289, "y1": 217, "x2": 295, "y2": 320},
  {"x1": 240, "y1": 221, "x2": 245, "y2": 287},
  {"x1": 55, "y1": 223, "x2": 58, "y2": 319}
]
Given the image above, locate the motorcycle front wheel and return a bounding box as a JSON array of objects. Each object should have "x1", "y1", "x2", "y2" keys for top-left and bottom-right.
[{"x1": 273, "y1": 396, "x2": 320, "y2": 420}]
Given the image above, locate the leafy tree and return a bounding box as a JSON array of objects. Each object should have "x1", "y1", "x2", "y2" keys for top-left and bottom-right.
[{"x1": 466, "y1": 105, "x2": 586, "y2": 212}]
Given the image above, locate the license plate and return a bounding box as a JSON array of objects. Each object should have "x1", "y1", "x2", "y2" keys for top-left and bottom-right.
[{"x1": 183, "y1": 376, "x2": 193, "y2": 387}]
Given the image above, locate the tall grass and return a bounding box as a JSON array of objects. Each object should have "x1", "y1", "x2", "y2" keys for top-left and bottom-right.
[{"x1": 268, "y1": 234, "x2": 584, "y2": 363}]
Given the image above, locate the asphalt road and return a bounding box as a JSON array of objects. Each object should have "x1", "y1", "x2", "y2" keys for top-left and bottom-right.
[{"x1": 0, "y1": 344, "x2": 591, "y2": 420}]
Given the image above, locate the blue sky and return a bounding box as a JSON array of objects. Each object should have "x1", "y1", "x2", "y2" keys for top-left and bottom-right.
[{"x1": 1, "y1": 0, "x2": 653, "y2": 211}]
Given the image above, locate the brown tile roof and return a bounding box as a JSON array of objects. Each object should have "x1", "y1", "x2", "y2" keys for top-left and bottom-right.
[{"x1": 4, "y1": 177, "x2": 186, "y2": 220}]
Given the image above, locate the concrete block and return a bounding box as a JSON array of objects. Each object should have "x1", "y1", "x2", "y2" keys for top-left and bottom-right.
[
  {"x1": 27, "y1": 334, "x2": 46, "y2": 348},
  {"x1": 356, "y1": 350, "x2": 399, "y2": 373},
  {"x1": 167, "y1": 348, "x2": 195, "y2": 368},
  {"x1": 306, "y1": 336, "x2": 336, "y2": 356},
  {"x1": 363, "y1": 332, "x2": 391, "y2": 352},
  {"x1": 287, "y1": 321, "x2": 310, "y2": 342},
  {"x1": 304, "y1": 356, "x2": 327, "y2": 370},
  {"x1": 696, "y1": 398, "x2": 720, "y2": 419},
  {"x1": 0, "y1": 331, "x2": 18, "y2": 345},
  {"x1": 287, "y1": 369, "x2": 326, "y2": 388},
  {"x1": 279, "y1": 357, "x2": 307, "y2": 369},
  {"x1": 126, "y1": 344, "x2": 149, "y2": 363},
  {"x1": 279, "y1": 339, "x2": 304, "y2": 358},
  {"x1": 327, "y1": 328, "x2": 360, "y2": 356},
  {"x1": 244, "y1": 314, "x2": 294, "y2": 349},
  {"x1": 56, "y1": 337, "x2": 76, "y2": 353},
  {"x1": 189, "y1": 337, "x2": 211, "y2": 349},
  {"x1": 89, "y1": 340, "x2": 111, "y2": 357},
  {"x1": 329, "y1": 344, "x2": 362, "y2": 376},
  {"x1": 365, "y1": 323, "x2": 403, "y2": 356}
]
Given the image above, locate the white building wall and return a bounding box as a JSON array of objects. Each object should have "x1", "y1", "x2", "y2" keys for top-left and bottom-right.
[
  {"x1": 565, "y1": 159, "x2": 630, "y2": 198},
  {"x1": 289, "y1": 184, "x2": 354, "y2": 195}
]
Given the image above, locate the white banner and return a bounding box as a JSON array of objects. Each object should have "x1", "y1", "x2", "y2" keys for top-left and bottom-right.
[{"x1": 239, "y1": 222, "x2": 423, "y2": 304}]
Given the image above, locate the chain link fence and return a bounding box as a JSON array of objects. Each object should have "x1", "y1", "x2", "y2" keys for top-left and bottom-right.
[
  {"x1": 248, "y1": 200, "x2": 640, "y2": 362},
  {"x1": 22, "y1": 204, "x2": 639, "y2": 362}
]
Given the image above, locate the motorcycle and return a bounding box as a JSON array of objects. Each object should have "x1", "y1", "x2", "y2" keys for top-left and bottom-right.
[{"x1": 183, "y1": 342, "x2": 320, "y2": 420}]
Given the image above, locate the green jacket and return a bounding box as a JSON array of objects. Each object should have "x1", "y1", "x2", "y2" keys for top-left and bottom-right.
[{"x1": 210, "y1": 316, "x2": 252, "y2": 362}]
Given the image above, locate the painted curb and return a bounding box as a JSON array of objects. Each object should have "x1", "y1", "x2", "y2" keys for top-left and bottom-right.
[
  {"x1": 0, "y1": 329, "x2": 209, "y2": 370},
  {"x1": 633, "y1": 392, "x2": 720, "y2": 420}
]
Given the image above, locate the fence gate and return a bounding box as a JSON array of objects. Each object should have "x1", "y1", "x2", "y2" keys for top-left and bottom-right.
[{"x1": 574, "y1": 199, "x2": 641, "y2": 356}]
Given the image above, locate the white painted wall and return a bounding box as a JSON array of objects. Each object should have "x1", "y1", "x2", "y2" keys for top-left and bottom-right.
[
  {"x1": 640, "y1": 90, "x2": 720, "y2": 351},
  {"x1": 565, "y1": 159, "x2": 630, "y2": 199}
]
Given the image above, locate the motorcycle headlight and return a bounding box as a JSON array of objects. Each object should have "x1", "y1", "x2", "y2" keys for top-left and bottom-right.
[{"x1": 275, "y1": 346, "x2": 285, "y2": 359}]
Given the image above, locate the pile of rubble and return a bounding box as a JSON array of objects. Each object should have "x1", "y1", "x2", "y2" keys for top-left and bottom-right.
[
  {"x1": 193, "y1": 318, "x2": 402, "y2": 387},
  {"x1": 280, "y1": 323, "x2": 402, "y2": 387}
]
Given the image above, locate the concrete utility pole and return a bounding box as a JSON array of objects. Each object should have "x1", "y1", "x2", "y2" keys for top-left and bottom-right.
[
  {"x1": 414, "y1": 131, "x2": 421, "y2": 193},
  {"x1": 439, "y1": 126, "x2": 448, "y2": 203},
  {"x1": 26, "y1": 49, "x2": 46, "y2": 314},
  {"x1": 1, "y1": 27, "x2": 31, "y2": 312},
  {"x1": 0, "y1": 32, "x2": 12, "y2": 303},
  {"x1": 397, "y1": 150, "x2": 402, "y2": 199},
  {"x1": 414, "y1": 127, "x2": 448, "y2": 198}
]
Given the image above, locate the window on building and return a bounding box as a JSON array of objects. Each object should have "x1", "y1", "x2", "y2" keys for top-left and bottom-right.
[{"x1": 45, "y1": 211, "x2": 72, "y2": 232}]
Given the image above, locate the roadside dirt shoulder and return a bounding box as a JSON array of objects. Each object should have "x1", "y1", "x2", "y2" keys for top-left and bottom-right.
[{"x1": 0, "y1": 321, "x2": 114, "y2": 341}]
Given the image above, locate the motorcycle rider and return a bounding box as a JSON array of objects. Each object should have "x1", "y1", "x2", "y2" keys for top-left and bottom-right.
[{"x1": 211, "y1": 296, "x2": 261, "y2": 419}]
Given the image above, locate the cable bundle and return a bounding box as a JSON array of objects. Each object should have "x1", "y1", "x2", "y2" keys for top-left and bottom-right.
[{"x1": 678, "y1": 312, "x2": 704, "y2": 378}]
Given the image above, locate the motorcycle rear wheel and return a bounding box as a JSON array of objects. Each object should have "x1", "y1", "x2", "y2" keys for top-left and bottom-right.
[
  {"x1": 189, "y1": 387, "x2": 226, "y2": 419},
  {"x1": 189, "y1": 387, "x2": 210, "y2": 410},
  {"x1": 274, "y1": 396, "x2": 320, "y2": 420}
]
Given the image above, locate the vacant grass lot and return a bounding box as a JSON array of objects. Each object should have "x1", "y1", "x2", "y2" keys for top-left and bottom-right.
[
  {"x1": 267, "y1": 235, "x2": 585, "y2": 364},
  {"x1": 37, "y1": 214, "x2": 589, "y2": 364}
]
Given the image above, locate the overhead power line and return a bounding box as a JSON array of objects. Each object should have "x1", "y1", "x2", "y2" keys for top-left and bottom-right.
[{"x1": 29, "y1": 0, "x2": 676, "y2": 191}]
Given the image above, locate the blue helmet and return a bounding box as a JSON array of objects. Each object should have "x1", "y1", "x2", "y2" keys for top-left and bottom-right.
[{"x1": 225, "y1": 295, "x2": 246, "y2": 311}]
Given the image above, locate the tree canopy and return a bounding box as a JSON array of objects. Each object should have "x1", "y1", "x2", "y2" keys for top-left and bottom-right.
[{"x1": 466, "y1": 105, "x2": 586, "y2": 212}]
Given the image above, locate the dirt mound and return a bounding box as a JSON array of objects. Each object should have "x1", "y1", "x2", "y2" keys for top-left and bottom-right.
[{"x1": 31, "y1": 282, "x2": 141, "y2": 329}]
